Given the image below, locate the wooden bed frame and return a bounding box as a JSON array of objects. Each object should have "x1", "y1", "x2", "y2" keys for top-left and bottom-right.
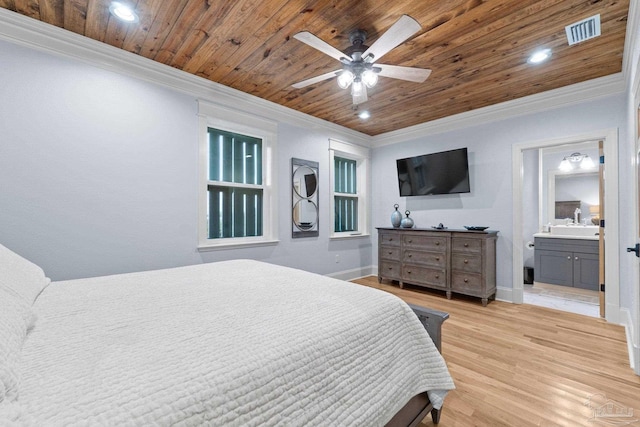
[{"x1": 385, "y1": 304, "x2": 449, "y2": 426}]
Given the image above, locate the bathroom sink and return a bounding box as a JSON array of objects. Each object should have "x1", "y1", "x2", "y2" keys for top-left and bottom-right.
[{"x1": 549, "y1": 225, "x2": 599, "y2": 237}]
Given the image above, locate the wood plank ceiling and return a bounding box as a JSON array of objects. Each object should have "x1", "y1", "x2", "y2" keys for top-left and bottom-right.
[{"x1": 0, "y1": 0, "x2": 629, "y2": 136}]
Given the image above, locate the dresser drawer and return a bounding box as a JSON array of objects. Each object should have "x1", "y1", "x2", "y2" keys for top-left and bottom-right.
[
  {"x1": 379, "y1": 231, "x2": 401, "y2": 247},
  {"x1": 380, "y1": 246, "x2": 401, "y2": 261},
  {"x1": 404, "y1": 250, "x2": 446, "y2": 268},
  {"x1": 379, "y1": 260, "x2": 401, "y2": 279},
  {"x1": 452, "y1": 238, "x2": 482, "y2": 253},
  {"x1": 451, "y1": 272, "x2": 483, "y2": 292},
  {"x1": 403, "y1": 234, "x2": 447, "y2": 252},
  {"x1": 451, "y1": 254, "x2": 482, "y2": 272},
  {"x1": 402, "y1": 265, "x2": 447, "y2": 289}
]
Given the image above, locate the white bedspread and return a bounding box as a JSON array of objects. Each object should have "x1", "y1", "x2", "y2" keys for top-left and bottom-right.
[{"x1": 17, "y1": 260, "x2": 454, "y2": 426}]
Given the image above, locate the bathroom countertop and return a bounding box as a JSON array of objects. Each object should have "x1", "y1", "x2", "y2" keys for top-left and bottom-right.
[{"x1": 533, "y1": 232, "x2": 599, "y2": 241}]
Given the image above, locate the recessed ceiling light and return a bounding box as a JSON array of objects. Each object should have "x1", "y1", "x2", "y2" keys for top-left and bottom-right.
[
  {"x1": 527, "y1": 48, "x2": 552, "y2": 65},
  {"x1": 109, "y1": 2, "x2": 139, "y2": 23},
  {"x1": 358, "y1": 111, "x2": 371, "y2": 119}
]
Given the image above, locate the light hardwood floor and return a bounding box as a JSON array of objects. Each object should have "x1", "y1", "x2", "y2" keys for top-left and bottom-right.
[{"x1": 351, "y1": 276, "x2": 640, "y2": 427}]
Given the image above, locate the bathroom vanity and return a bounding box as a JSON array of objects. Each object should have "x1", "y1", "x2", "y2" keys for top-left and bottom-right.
[{"x1": 533, "y1": 226, "x2": 599, "y2": 291}]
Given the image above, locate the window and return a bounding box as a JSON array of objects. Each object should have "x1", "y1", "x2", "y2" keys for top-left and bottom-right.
[
  {"x1": 207, "y1": 129, "x2": 263, "y2": 239},
  {"x1": 198, "y1": 101, "x2": 277, "y2": 249},
  {"x1": 329, "y1": 139, "x2": 370, "y2": 238},
  {"x1": 334, "y1": 156, "x2": 358, "y2": 232}
]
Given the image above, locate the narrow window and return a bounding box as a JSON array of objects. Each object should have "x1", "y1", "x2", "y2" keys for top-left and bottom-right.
[{"x1": 329, "y1": 139, "x2": 370, "y2": 238}]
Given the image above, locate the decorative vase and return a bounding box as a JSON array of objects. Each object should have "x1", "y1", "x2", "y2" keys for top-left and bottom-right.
[
  {"x1": 400, "y1": 210, "x2": 414, "y2": 228},
  {"x1": 390, "y1": 204, "x2": 402, "y2": 228}
]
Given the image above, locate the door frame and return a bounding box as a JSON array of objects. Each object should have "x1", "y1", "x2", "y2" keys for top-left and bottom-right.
[{"x1": 512, "y1": 128, "x2": 621, "y2": 324}]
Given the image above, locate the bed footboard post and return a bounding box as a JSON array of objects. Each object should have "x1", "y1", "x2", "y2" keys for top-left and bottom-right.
[{"x1": 407, "y1": 304, "x2": 449, "y2": 354}]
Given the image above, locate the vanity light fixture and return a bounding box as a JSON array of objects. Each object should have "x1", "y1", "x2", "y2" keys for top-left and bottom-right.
[
  {"x1": 109, "y1": 2, "x2": 139, "y2": 23},
  {"x1": 527, "y1": 48, "x2": 552, "y2": 65},
  {"x1": 559, "y1": 152, "x2": 595, "y2": 171}
]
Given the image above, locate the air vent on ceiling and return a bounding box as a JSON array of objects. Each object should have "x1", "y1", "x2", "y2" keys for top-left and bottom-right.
[{"x1": 565, "y1": 14, "x2": 601, "y2": 46}]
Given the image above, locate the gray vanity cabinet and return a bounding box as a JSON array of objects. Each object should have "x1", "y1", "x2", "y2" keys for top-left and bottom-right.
[{"x1": 534, "y1": 237, "x2": 599, "y2": 291}]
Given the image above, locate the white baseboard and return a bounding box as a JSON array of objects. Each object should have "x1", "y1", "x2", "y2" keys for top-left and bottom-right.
[
  {"x1": 327, "y1": 265, "x2": 376, "y2": 281},
  {"x1": 496, "y1": 286, "x2": 517, "y2": 303},
  {"x1": 620, "y1": 308, "x2": 640, "y2": 374}
]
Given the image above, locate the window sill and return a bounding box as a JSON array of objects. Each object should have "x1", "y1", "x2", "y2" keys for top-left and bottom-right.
[
  {"x1": 198, "y1": 239, "x2": 280, "y2": 252},
  {"x1": 329, "y1": 232, "x2": 371, "y2": 240}
]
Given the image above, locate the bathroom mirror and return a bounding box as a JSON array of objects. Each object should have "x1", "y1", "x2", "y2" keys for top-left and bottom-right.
[
  {"x1": 539, "y1": 142, "x2": 599, "y2": 227},
  {"x1": 292, "y1": 158, "x2": 319, "y2": 238},
  {"x1": 546, "y1": 170, "x2": 598, "y2": 224}
]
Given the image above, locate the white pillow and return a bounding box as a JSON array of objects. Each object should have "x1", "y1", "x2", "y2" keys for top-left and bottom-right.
[{"x1": 0, "y1": 243, "x2": 50, "y2": 305}]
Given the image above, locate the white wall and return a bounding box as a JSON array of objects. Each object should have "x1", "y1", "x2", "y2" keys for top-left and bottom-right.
[
  {"x1": 371, "y1": 93, "x2": 627, "y2": 297},
  {"x1": 0, "y1": 39, "x2": 372, "y2": 280}
]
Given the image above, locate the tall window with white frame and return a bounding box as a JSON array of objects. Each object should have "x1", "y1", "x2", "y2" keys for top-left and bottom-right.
[
  {"x1": 197, "y1": 100, "x2": 276, "y2": 249},
  {"x1": 206, "y1": 128, "x2": 263, "y2": 239},
  {"x1": 334, "y1": 156, "x2": 358, "y2": 232},
  {"x1": 329, "y1": 138, "x2": 369, "y2": 238}
]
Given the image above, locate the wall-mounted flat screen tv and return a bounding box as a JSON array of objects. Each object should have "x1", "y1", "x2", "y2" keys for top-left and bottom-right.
[{"x1": 396, "y1": 148, "x2": 470, "y2": 196}]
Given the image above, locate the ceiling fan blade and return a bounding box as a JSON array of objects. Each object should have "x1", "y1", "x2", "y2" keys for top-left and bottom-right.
[
  {"x1": 291, "y1": 70, "x2": 341, "y2": 89},
  {"x1": 293, "y1": 32, "x2": 348, "y2": 62},
  {"x1": 376, "y1": 64, "x2": 432, "y2": 83},
  {"x1": 352, "y1": 86, "x2": 368, "y2": 105},
  {"x1": 362, "y1": 15, "x2": 421, "y2": 63}
]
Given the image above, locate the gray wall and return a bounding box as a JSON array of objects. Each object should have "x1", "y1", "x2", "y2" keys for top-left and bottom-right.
[
  {"x1": 0, "y1": 39, "x2": 371, "y2": 280},
  {"x1": 371, "y1": 93, "x2": 628, "y2": 296}
]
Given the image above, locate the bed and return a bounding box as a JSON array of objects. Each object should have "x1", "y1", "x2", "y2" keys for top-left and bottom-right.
[{"x1": 0, "y1": 243, "x2": 454, "y2": 426}]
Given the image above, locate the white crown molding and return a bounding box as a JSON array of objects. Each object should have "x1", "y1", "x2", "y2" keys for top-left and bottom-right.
[
  {"x1": 0, "y1": 7, "x2": 370, "y2": 147},
  {"x1": 370, "y1": 73, "x2": 625, "y2": 147}
]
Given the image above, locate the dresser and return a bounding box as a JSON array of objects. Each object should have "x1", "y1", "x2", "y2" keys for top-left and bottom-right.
[{"x1": 377, "y1": 227, "x2": 498, "y2": 306}]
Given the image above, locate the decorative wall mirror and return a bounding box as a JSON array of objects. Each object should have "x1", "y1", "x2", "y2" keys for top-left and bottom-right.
[{"x1": 292, "y1": 158, "x2": 319, "y2": 238}]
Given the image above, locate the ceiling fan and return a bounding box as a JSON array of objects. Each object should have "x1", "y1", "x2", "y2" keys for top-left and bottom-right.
[{"x1": 291, "y1": 15, "x2": 431, "y2": 105}]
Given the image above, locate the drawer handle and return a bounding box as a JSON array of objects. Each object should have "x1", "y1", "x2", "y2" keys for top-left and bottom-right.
[
  {"x1": 388, "y1": 251, "x2": 393, "y2": 255},
  {"x1": 575, "y1": 256, "x2": 579, "y2": 261},
  {"x1": 435, "y1": 275, "x2": 439, "y2": 279},
  {"x1": 464, "y1": 278, "x2": 469, "y2": 283},
  {"x1": 464, "y1": 259, "x2": 469, "y2": 264},
  {"x1": 464, "y1": 243, "x2": 469, "y2": 247},
  {"x1": 408, "y1": 239, "x2": 412, "y2": 243},
  {"x1": 435, "y1": 242, "x2": 440, "y2": 245},
  {"x1": 388, "y1": 267, "x2": 393, "y2": 271},
  {"x1": 435, "y1": 257, "x2": 440, "y2": 261},
  {"x1": 407, "y1": 270, "x2": 412, "y2": 274},
  {"x1": 567, "y1": 256, "x2": 571, "y2": 260},
  {"x1": 389, "y1": 238, "x2": 393, "y2": 241},
  {"x1": 408, "y1": 254, "x2": 412, "y2": 258}
]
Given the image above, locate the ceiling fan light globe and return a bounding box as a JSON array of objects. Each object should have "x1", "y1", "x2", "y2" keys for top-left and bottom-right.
[
  {"x1": 337, "y1": 70, "x2": 354, "y2": 89},
  {"x1": 351, "y1": 80, "x2": 364, "y2": 97},
  {"x1": 362, "y1": 70, "x2": 378, "y2": 88}
]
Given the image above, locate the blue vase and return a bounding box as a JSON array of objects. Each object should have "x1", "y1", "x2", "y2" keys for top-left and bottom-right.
[
  {"x1": 390, "y1": 204, "x2": 402, "y2": 228},
  {"x1": 401, "y1": 210, "x2": 414, "y2": 228}
]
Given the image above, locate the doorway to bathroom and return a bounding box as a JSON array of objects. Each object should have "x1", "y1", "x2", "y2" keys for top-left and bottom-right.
[
  {"x1": 522, "y1": 141, "x2": 601, "y2": 317},
  {"x1": 512, "y1": 129, "x2": 620, "y2": 323}
]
